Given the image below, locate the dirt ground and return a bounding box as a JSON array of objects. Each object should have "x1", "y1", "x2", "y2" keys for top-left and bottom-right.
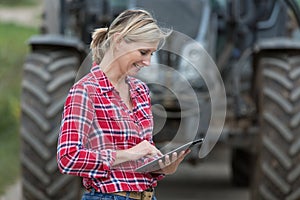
[
  {"x1": 0, "y1": 4, "x2": 42, "y2": 27},
  {"x1": 0, "y1": 181, "x2": 21, "y2": 200}
]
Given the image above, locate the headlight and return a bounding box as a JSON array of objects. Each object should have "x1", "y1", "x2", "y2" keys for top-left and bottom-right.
[{"x1": 179, "y1": 41, "x2": 208, "y2": 89}]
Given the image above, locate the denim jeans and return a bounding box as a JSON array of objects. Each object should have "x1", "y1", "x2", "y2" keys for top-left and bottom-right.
[{"x1": 82, "y1": 189, "x2": 157, "y2": 200}]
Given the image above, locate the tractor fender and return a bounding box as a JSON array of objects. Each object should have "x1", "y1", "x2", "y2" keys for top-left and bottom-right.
[
  {"x1": 28, "y1": 34, "x2": 87, "y2": 58},
  {"x1": 254, "y1": 37, "x2": 300, "y2": 53}
]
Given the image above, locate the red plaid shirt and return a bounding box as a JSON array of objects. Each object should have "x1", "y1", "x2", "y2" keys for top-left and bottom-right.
[{"x1": 57, "y1": 65, "x2": 164, "y2": 193}]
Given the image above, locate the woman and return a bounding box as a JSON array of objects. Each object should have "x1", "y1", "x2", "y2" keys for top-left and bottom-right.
[{"x1": 57, "y1": 9, "x2": 190, "y2": 200}]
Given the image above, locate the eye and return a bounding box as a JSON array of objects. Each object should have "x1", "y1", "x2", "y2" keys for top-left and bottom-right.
[
  {"x1": 139, "y1": 49, "x2": 155, "y2": 56},
  {"x1": 139, "y1": 50, "x2": 147, "y2": 56}
]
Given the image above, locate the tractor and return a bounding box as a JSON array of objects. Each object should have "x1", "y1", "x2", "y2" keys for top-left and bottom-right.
[{"x1": 20, "y1": 0, "x2": 300, "y2": 199}]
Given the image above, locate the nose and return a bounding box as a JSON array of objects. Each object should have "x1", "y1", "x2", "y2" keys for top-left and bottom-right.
[{"x1": 142, "y1": 55, "x2": 151, "y2": 66}]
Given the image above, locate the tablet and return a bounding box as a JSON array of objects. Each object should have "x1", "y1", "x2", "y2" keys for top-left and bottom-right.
[{"x1": 135, "y1": 138, "x2": 203, "y2": 173}]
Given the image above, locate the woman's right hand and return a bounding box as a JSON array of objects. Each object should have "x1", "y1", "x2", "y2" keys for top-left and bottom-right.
[{"x1": 113, "y1": 140, "x2": 162, "y2": 166}]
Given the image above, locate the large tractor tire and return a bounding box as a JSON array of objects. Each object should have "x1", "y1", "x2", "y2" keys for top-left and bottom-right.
[
  {"x1": 20, "y1": 49, "x2": 82, "y2": 200},
  {"x1": 252, "y1": 52, "x2": 300, "y2": 199}
]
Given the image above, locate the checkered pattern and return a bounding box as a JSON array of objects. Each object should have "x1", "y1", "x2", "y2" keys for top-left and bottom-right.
[{"x1": 57, "y1": 65, "x2": 164, "y2": 193}]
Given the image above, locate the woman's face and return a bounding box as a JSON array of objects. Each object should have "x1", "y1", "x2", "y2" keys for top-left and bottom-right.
[{"x1": 114, "y1": 40, "x2": 158, "y2": 76}]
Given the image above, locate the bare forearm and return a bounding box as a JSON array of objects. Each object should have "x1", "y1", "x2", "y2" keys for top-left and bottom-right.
[{"x1": 112, "y1": 140, "x2": 162, "y2": 166}]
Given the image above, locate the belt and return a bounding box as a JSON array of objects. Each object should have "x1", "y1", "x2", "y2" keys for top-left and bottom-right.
[{"x1": 113, "y1": 189, "x2": 154, "y2": 200}]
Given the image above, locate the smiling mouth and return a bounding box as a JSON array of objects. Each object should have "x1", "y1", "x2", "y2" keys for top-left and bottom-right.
[{"x1": 134, "y1": 63, "x2": 142, "y2": 70}]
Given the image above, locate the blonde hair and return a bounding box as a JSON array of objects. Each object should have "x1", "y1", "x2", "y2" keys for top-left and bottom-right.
[{"x1": 90, "y1": 9, "x2": 171, "y2": 64}]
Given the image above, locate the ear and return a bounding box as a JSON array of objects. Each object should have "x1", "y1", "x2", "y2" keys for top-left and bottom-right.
[{"x1": 112, "y1": 32, "x2": 123, "y2": 48}]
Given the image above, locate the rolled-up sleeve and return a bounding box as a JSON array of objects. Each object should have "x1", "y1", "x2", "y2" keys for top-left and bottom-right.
[{"x1": 57, "y1": 84, "x2": 116, "y2": 179}]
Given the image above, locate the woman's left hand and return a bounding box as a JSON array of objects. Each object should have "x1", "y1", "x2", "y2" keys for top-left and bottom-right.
[{"x1": 157, "y1": 149, "x2": 191, "y2": 175}]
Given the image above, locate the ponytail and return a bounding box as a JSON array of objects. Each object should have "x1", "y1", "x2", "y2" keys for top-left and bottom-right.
[
  {"x1": 90, "y1": 28, "x2": 109, "y2": 64},
  {"x1": 90, "y1": 9, "x2": 171, "y2": 65}
]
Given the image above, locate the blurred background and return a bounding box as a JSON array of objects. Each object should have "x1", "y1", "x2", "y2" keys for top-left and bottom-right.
[
  {"x1": 0, "y1": 0, "x2": 40, "y2": 198},
  {"x1": 2, "y1": 0, "x2": 300, "y2": 200}
]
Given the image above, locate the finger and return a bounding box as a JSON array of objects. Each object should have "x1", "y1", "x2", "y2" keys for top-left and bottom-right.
[
  {"x1": 185, "y1": 149, "x2": 191, "y2": 154},
  {"x1": 179, "y1": 149, "x2": 190, "y2": 158},
  {"x1": 151, "y1": 149, "x2": 162, "y2": 157},
  {"x1": 153, "y1": 146, "x2": 163, "y2": 157},
  {"x1": 146, "y1": 152, "x2": 158, "y2": 158},
  {"x1": 145, "y1": 154, "x2": 155, "y2": 158},
  {"x1": 177, "y1": 150, "x2": 190, "y2": 163},
  {"x1": 154, "y1": 149, "x2": 163, "y2": 157},
  {"x1": 164, "y1": 154, "x2": 171, "y2": 165},
  {"x1": 178, "y1": 150, "x2": 188, "y2": 158},
  {"x1": 171, "y1": 152, "x2": 177, "y2": 163},
  {"x1": 148, "y1": 145, "x2": 163, "y2": 157},
  {"x1": 178, "y1": 150, "x2": 186, "y2": 158},
  {"x1": 158, "y1": 159, "x2": 165, "y2": 169},
  {"x1": 183, "y1": 149, "x2": 191, "y2": 157},
  {"x1": 146, "y1": 148, "x2": 158, "y2": 157},
  {"x1": 157, "y1": 150, "x2": 163, "y2": 157}
]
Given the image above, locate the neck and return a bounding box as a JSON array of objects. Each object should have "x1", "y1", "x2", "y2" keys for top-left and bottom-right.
[{"x1": 99, "y1": 51, "x2": 126, "y2": 87}]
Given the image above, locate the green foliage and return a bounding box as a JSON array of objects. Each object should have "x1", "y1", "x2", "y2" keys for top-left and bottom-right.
[
  {"x1": 0, "y1": 22, "x2": 37, "y2": 195},
  {"x1": 0, "y1": 0, "x2": 38, "y2": 6}
]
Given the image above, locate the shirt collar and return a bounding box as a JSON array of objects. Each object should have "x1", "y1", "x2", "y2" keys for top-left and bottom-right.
[
  {"x1": 91, "y1": 65, "x2": 114, "y2": 94},
  {"x1": 91, "y1": 65, "x2": 147, "y2": 97},
  {"x1": 126, "y1": 76, "x2": 147, "y2": 98}
]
